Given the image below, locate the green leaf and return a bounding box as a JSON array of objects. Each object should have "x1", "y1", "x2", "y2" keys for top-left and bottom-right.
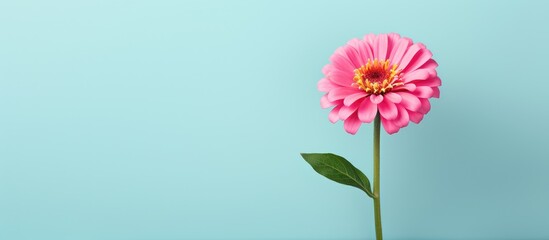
[{"x1": 300, "y1": 153, "x2": 374, "y2": 198}]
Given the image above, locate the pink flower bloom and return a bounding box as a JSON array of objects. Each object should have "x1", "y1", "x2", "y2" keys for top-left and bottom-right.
[{"x1": 319, "y1": 33, "x2": 441, "y2": 134}]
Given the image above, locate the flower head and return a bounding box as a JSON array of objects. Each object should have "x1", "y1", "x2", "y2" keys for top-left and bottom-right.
[{"x1": 319, "y1": 33, "x2": 441, "y2": 134}]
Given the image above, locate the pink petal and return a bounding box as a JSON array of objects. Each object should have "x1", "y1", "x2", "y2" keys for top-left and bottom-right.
[
  {"x1": 386, "y1": 33, "x2": 401, "y2": 58},
  {"x1": 403, "y1": 48, "x2": 433, "y2": 73},
  {"x1": 327, "y1": 87, "x2": 359, "y2": 101},
  {"x1": 418, "y1": 98, "x2": 431, "y2": 114},
  {"x1": 364, "y1": 33, "x2": 376, "y2": 45},
  {"x1": 378, "y1": 98, "x2": 398, "y2": 120},
  {"x1": 396, "y1": 83, "x2": 416, "y2": 92},
  {"x1": 347, "y1": 39, "x2": 367, "y2": 67},
  {"x1": 394, "y1": 105, "x2": 410, "y2": 128},
  {"x1": 354, "y1": 36, "x2": 374, "y2": 61},
  {"x1": 357, "y1": 98, "x2": 378, "y2": 123},
  {"x1": 403, "y1": 69, "x2": 430, "y2": 83},
  {"x1": 398, "y1": 44, "x2": 422, "y2": 70},
  {"x1": 384, "y1": 92, "x2": 402, "y2": 103},
  {"x1": 338, "y1": 100, "x2": 361, "y2": 120},
  {"x1": 343, "y1": 113, "x2": 362, "y2": 135},
  {"x1": 389, "y1": 37, "x2": 412, "y2": 65},
  {"x1": 330, "y1": 49, "x2": 355, "y2": 72},
  {"x1": 320, "y1": 94, "x2": 334, "y2": 108},
  {"x1": 397, "y1": 92, "x2": 421, "y2": 111},
  {"x1": 318, "y1": 78, "x2": 337, "y2": 92},
  {"x1": 419, "y1": 59, "x2": 438, "y2": 70},
  {"x1": 376, "y1": 33, "x2": 388, "y2": 60},
  {"x1": 413, "y1": 86, "x2": 434, "y2": 98},
  {"x1": 328, "y1": 105, "x2": 342, "y2": 123},
  {"x1": 432, "y1": 87, "x2": 440, "y2": 98},
  {"x1": 381, "y1": 116, "x2": 400, "y2": 134},
  {"x1": 343, "y1": 92, "x2": 368, "y2": 106},
  {"x1": 359, "y1": 41, "x2": 374, "y2": 64},
  {"x1": 328, "y1": 69, "x2": 354, "y2": 87},
  {"x1": 417, "y1": 77, "x2": 442, "y2": 87},
  {"x1": 426, "y1": 68, "x2": 437, "y2": 78},
  {"x1": 370, "y1": 94, "x2": 384, "y2": 104},
  {"x1": 322, "y1": 64, "x2": 334, "y2": 75},
  {"x1": 408, "y1": 111, "x2": 424, "y2": 124},
  {"x1": 340, "y1": 43, "x2": 363, "y2": 69}
]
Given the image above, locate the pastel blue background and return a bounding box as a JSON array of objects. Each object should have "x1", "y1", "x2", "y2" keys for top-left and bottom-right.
[{"x1": 1, "y1": 0, "x2": 548, "y2": 239}]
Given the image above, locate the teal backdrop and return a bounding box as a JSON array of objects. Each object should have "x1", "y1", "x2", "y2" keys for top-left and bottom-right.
[{"x1": 1, "y1": 0, "x2": 548, "y2": 239}]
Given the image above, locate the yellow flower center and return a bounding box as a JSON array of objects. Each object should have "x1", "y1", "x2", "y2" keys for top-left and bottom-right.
[{"x1": 353, "y1": 59, "x2": 403, "y2": 95}]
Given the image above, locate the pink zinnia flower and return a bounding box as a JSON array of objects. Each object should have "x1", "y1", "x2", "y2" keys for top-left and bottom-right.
[{"x1": 318, "y1": 33, "x2": 441, "y2": 134}]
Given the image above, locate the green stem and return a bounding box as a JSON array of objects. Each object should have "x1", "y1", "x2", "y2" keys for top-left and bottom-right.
[{"x1": 373, "y1": 113, "x2": 383, "y2": 240}]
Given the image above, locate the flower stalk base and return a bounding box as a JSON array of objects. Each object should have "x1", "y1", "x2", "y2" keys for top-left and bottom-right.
[{"x1": 373, "y1": 114, "x2": 383, "y2": 240}]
